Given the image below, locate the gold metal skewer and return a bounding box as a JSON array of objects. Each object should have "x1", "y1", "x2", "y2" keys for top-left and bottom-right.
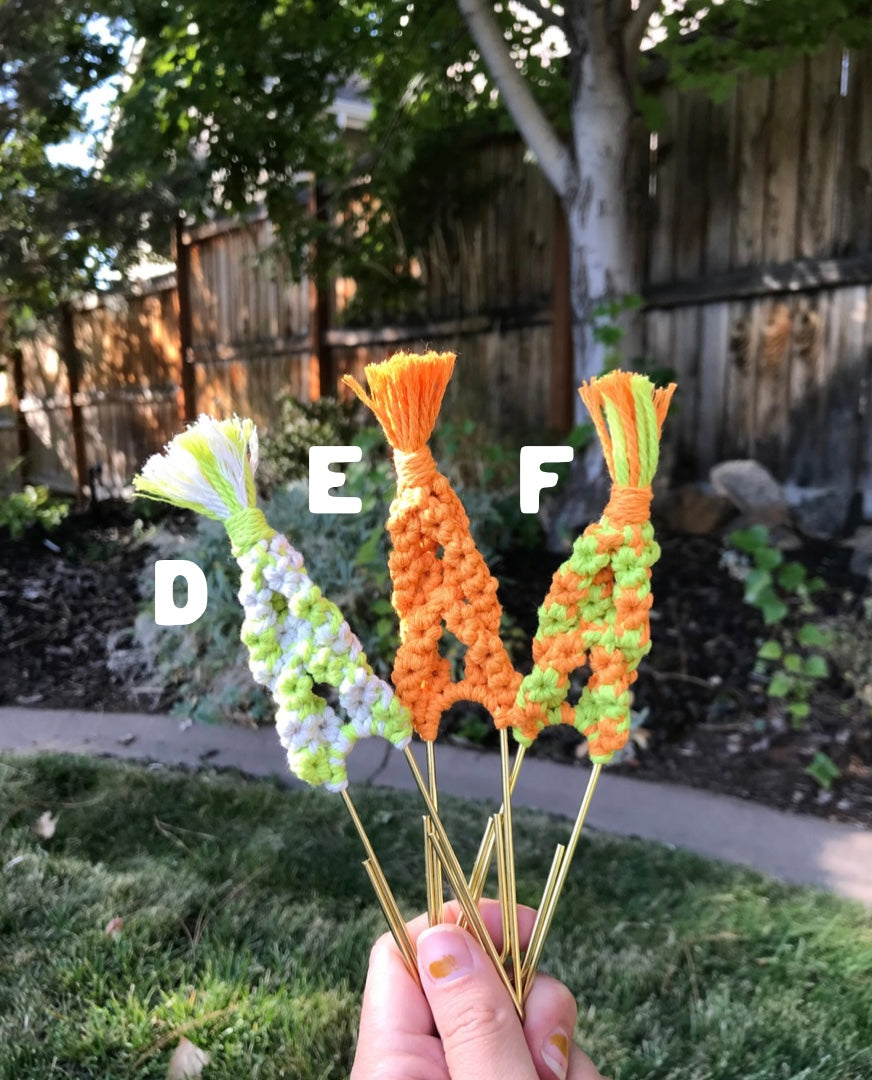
[
  {"x1": 427, "y1": 821, "x2": 523, "y2": 1017},
  {"x1": 425, "y1": 739, "x2": 444, "y2": 924},
  {"x1": 403, "y1": 745, "x2": 522, "y2": 1015},
  {"x1": 462, "y1": 744, "x2": 527, "y2": 911},
  {"x1": 341, "y1": 790, "x2": 418, "y2": 983},
  {"x1": 520, "y1": 763, "x2": 603, "y2": 1001},
  {"x1": 493, "y1": 811, "x2": 510, "y2": 963},
  {"x1": 498, "y1": 727, "x2": 522, "y2": 994},
  {"x1": 362, "y1": 858, "x2": 419, "y2": 985},
  {"x1": 520, "y1": 841, "x2": 564, "y2": 989}
]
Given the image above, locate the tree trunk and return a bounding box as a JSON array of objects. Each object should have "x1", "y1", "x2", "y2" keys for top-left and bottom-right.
[
  {"x1": 565, "y1": 29, "x2": 642, "y2": 403},
  {"x1": 546, "y1": 8, "x2": 645, "y2": 544}
]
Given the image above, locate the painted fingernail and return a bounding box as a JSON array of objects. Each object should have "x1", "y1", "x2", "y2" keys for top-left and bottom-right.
[
  {"x1": 418, "y1": 928, "x2": 473, "y2": 984},
  {"x1": 542, "y1": 1028, "x2": 570, "y2": 1079}
]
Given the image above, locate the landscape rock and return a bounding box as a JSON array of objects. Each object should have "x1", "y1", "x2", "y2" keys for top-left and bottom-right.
[
  {"x1": 709, "y1": 459, "x2": 788, "y2": 526},
  {"x1": 657, "y1": 483, "x2": 736, "y2": 535},
  {"x1": 783, "y1": 484, "x2": 857, "y2": 541},
  {"x1": 843, "y1": 525, "x2": 872, "y2": 578}
]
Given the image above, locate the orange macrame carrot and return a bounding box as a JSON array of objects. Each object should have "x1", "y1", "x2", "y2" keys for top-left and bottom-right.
[
  {"x1": 343, "y1": 351, "x2": 522, "y2": 740},
  {"x1": 509, "y1": 370, "x2": 675, "y2": 760}
]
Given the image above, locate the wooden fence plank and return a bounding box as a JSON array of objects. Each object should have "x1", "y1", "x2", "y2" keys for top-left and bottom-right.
[
  {"x1": 785, "y1": 296, "x2": 823, "y2": 486},
  {"x1": 673, "y1": 91, "x2": 711, "y2": 282},
  {"x1": 840, "y1": 46, "x2": 872, "y2": 254},
  {"x1": 732, "y1": 74, "x2": 771, "y2": 267},
  {"x1": 764, "y1": 61, "x2": 805, "y2": 263},
  {"x1": 647, "y1": 84, "x2": 680, "y2": 285},
  {"x1": 798, "y1": 44, "x2": 844, "y2": 258},
  {"x1": 696, "y1": 302, "x2": 731, "y2": 469},
  {"x1": 704, "y1": 87, "x2": 739, "y2": 276}
]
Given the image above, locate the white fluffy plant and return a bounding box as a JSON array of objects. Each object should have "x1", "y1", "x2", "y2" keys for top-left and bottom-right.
[{"x1": 135, "y1": 416, "x2": 412, "y2": 791}]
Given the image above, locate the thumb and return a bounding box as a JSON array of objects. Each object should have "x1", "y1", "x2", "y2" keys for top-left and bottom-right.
[{"x1": 416, "y1": 924, "x2": 536, "y2": 1080}]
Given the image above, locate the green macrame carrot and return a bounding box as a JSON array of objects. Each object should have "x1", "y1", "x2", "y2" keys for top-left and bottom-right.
[
  {"x1": 510, "y1": 370, "x2": 675, "y2": 762},
  {"x1": 134, "y1": 416, "x2": 413, "y2": 792}
]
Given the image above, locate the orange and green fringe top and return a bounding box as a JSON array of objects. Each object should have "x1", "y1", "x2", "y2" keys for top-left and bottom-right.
[
  {"x1": 343, "y1": 352, "x2": 522, "y2": 740},
  {"x1": 508, "y1": 371, "x2": 675, "y2": 762}
]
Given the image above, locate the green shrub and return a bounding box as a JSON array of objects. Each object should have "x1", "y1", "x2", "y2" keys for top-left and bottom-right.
[
  {"x1": 0, "y1": 461, "x2": 69, "y2": 539},
  {"x1": 728, "y1": 525, "x2": 832, "y2": 732},
  {"x1": 257, "y1": 395, "x2": 364, "y2": 493}
]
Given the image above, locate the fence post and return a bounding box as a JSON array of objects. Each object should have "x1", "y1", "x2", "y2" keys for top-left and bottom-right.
[
  {"x1": 60, "y1": 301, "x2": 89, "y2": 502},
  {"x1": 550, "y1": 196, "x2": 573, "y2": 435},
  {"x1": 309, "y1": 179, "x2": 335, "y2": 400},
  {"x1": 174, "y1": 217, "x2": 197, "y2": 422},
  {"x1": 11, "y1": 345, "x2": 30, "y2": 472}
]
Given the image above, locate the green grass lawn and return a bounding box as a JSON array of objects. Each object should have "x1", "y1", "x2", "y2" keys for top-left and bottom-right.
[{"x1": 1, "y1": 753, "x2": 870, "y2": 1079}]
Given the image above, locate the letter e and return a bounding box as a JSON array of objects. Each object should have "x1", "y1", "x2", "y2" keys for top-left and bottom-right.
[
  {"x1": 309, "y1": 445, "x2": 363, "y2": 514},
  {"x1": 154, "y1": 560, "x2": 208, "y2": 626}
]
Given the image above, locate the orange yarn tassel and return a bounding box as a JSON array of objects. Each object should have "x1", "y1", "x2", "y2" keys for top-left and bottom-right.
[{"x1": 344, "y1": 352, "x2": 521, "y2": 740}]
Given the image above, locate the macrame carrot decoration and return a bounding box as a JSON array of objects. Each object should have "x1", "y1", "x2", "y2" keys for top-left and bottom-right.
[
  {"x1": 344, "y1": 352, "x2": 526, "y2": 1000},
  {"x1": 512, "y1": 370, "x2": 675, "y2": 998},
  {"x1": 133, "y1": 416, "x2": 419, "y2": 978}
]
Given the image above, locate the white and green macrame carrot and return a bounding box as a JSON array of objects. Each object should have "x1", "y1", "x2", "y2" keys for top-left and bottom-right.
[{"x1": 134, "y1": 416, "x2": 413, "y2": 793}]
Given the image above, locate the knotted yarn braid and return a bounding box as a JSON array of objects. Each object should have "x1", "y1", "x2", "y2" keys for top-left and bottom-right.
[
  {"x1": 510, "y1": 372, "x2": 675, "y2": 762},
  {"x1": 343, "y1": 352, "x2": 522, "y2": 740},
  {"x1": 134, "y1": 415, "x2": 412, "y2": 791}
]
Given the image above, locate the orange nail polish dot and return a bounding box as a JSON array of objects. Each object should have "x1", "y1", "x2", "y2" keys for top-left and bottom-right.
[
  {"x1": 548, "y1": 1032, "x2": 569, "y2": 1058},
  {"x1": 428, "y1": 954, "x2": 459, "y2": 979}
]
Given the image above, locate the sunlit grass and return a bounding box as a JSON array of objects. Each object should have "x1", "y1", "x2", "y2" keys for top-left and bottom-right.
[{"x1": 1, "y1": 754, "x2": 870, "y2": 1079}]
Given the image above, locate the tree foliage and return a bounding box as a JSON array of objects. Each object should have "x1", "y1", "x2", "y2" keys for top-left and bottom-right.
[
  {"x1": 0, "y1": 0, "x2": 125, "y2": 313},
  {"x1": 3, "y1": 0, "x2": 872, "y2": 317}
]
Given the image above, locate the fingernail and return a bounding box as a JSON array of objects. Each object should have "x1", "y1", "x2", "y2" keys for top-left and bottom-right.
[
  {"x1": 542, "y1": 1028, "x2": 570, "y2": 1079},
  {"x1": 418, "y1": 927, "x2": 473, "y2": 984}
]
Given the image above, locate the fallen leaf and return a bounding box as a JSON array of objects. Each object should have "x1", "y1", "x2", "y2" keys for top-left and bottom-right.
[
  {"x1": 33, "y1": 811, "x2": 58, "y2": 840},
  {"x1": 104, "y1": 917, "x2": 124, "y2": 938},
  {"x1": 631, "y1": 726, "x2": 651, "y2": 751},
  {"x1": 167, "y1": 1037, "x2": 210, "y2": 1079}
]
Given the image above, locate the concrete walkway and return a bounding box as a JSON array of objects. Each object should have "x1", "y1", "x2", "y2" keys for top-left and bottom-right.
[{"x1": 2, "y1": 706, "x2": 871, "y2": 907}]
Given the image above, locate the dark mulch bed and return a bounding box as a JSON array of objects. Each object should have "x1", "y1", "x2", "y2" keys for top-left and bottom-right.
[
  {"x1": 1, "y1": 501, "x2": 870, "y2": 829},
  {"x1": 0, "y1": 501, "x2": 174, "y2": 716}
]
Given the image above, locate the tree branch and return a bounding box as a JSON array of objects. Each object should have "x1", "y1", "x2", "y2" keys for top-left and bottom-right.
[{"x1": 456, "y1": 0, "x2": 572, "y2": 199}]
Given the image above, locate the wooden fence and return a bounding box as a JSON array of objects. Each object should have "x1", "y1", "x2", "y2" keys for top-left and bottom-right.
[
  {"x1": 643, "y1": 42, "x2": 872, "y2": 512},
  {"x1": 2, "y1": 42, "x2": 872, "y2": 508}
]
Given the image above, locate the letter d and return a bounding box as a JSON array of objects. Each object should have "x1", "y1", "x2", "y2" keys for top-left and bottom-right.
[{"x1": 154, "y1": 560, "x2": 208, "y2": 626}]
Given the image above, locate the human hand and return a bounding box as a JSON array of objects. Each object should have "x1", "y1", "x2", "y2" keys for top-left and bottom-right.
[{"x1": 351, "y1": 900, "x2": 603, "y2": 1080}]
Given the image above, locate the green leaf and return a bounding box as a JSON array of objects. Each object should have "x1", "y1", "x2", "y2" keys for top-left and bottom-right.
[
  {"x1": 803, "y1": 655, "x2": 829, "y2": 680},
  {"x1": 744, "y1": 568, "x2": 772, "y2": 603},
  {"x1": 805, "y1": 751, "x2": 840, "y2": 790},
  {"x1": 755, "y1": 546, "x2": 783, "y2": 571},
  {"x1": 797, "y1": 623, "x2": 828, "y2": 647},
  {"x1": 761, "y1": 597, "x2": 789, "y2": 625},
  {"x1": 757, "y1": 639, "x2": 783, "y2": 661},
  {"x1": 789, "y1": 702, "x2": 811, "y2": 721},
  {"x1": 354, "y1": 528, "x2": 381, "y2": 568},
  {"x1": 371, "y1": 598, "x2": 394, "y2": 615},
  {"x1": 783, "y1": 653, "x2": 802, "y2": 673},
  {"x1": 777, "y1": 561, "x2": 807, "y2": 591},
  {"x1": 730, "y1": 525, "x2": 770, "y2": 553},
  {"x1": 767, "y1": 671, "x2": 792, "y2": 698}
]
